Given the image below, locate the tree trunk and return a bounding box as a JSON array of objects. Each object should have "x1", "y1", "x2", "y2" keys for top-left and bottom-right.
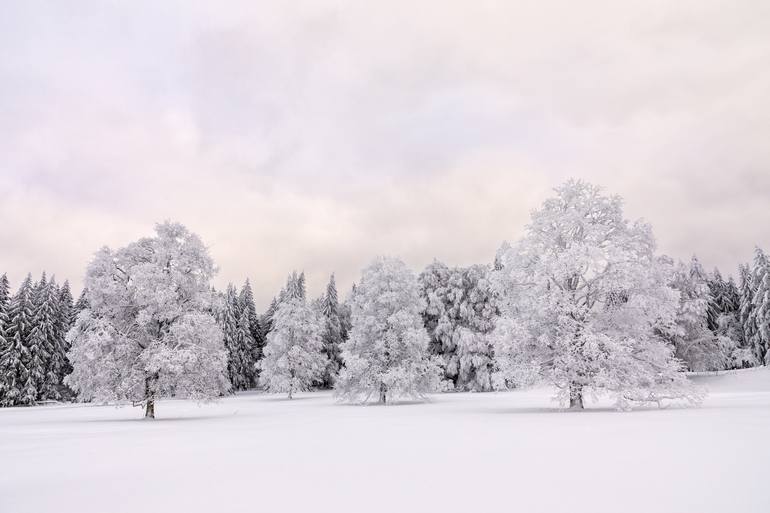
[
  {"x1": 569, "y1": 382, "x2": 584, "y2": 410},
  {"x1": 378, "y1": 382, "x2": 387, "y2": 404},
  {"x1": 145, "y1": 399, "x2": 155, "y2": 419},
  {"x1": 288, "y1": 388, "x2": 293, "y2": 400},
  {"x1": 144, "y1": 373, "x2": 157, "y2": 419}
]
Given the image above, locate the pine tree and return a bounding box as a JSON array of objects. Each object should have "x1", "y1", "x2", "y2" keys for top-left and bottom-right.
[
  {"x1": 73, "y1": 288, "x2": 89, "y2": 324},
  {"x1": 319, "y1": 274, "x2": 344, "y2": 387},
  {"x1": 0, "y1": 274, "x2": 34, "y2": 406},
  {"x1": 297, "y1": 271, "x2": 307, "y2": 300},
  {"x1": 56, "y1": 281, "x2": 75, "y2": 380},
  {"x1": 58, "y1": 281, "x2": 74, "y2": 332},
  {"x1": 259, "y1": 296, "x2": 326, "y2": 398},
  {"x1": 239, "y1": 279, "x2": 263, "y2": 386},
  {"x1": 0, "y1": 274, "x2": 11, "y2": 403},
  {"x1": 260, "y1": 297, "x2": 279, "y2": 341},
  {"x1": 336, "y1": 257, "x2": 444, "y2": 404},
  {"x1": 707, "y1": 269, "x2": 726, "y2": 332},
  {"x1": 222, "y1": 284, "x2": 246, "y2": 391},
  {"x1": 0, "y1": 273, "x2": 9, "y2": 346},
  {"x1": 739, "y1": 263, "x2": 758, "y2": 364},
  {"x1": 749, "y1": 248, "x2": 770, "y2": 364},
  {"x1": 27, "y1": 277, "x2": 64, "y2": 400},
  {"x1": 282, "y1": 271, "x2": 306, "y2": 301}
]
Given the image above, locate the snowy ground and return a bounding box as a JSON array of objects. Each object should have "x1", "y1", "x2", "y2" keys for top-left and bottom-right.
[{"x1": 2, "y1": 370, "x2": 769, "y2": 513}]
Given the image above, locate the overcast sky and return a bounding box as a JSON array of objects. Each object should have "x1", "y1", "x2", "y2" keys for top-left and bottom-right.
[{"x1": 1, "y1": 0, "x2": 769, "y2": 308}]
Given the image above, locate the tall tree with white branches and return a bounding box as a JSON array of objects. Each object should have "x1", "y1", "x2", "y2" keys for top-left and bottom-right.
[
  {"x1": 66, "y1": 222, "x2": 229, "y2": 418},
  {"x1": 336, "y1": 257, "x2": 444, "y2": 404},
  {"x1": 492, "y1": 180, "x2": 702, "y2": 410}
]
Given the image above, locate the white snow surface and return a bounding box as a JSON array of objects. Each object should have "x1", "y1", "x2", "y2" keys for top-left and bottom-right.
[{"x1": 2, "y1": 369, "x2": 769, "y2": 513}]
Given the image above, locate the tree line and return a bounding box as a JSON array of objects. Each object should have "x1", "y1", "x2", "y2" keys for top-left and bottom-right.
[{"x1": 1, "y1": 180, "x2": 769, "y2": 414}]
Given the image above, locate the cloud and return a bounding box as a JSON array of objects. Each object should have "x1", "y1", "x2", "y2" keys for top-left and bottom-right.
[{"x1": 1, "y1": 0, "x2": 769, "y2": 307}]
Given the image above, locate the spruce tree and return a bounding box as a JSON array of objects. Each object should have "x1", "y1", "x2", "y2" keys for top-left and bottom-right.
[
  {"x1": 56, "y1": 281, "x2": 75, "y2": 381},
  {"x1": 0, "y1": 274, "x2": 11, "y2": 403},
  {"x1": 297, "y1": 271, "x2": 307, "y2": 300},
  {"x1": 260, "y1": 297, "x2": 279, "y2": 341},
  {"x1": 239, "y1": 279, "x2": 263, "y2": 385},
  {"x1": 738, "y1": 263, "x2": 758, "y2": 365},
  {"x1": 749, "y1": 248, "x2": 770, "y2": 364},
  {"x1": 0, "y1": 273, "x2": 9, "y2": 346},
  {"x1": 707, "y1": 269, "x2": 726, "y2": 332},
  {"x1": 58, "y1": 281, "x2": 74, "y2": 331},
  {"x1": 319, "y1": 274, "x2": 344, "y2": 387},
  {"x1": 73, "y1": 288, "x2": 89, "y2": 324},
  {"x1": 21, "y1": 274, "x2": 54, "y2": 403},
  {"x1": 0, "y1": 274, "x2": 35, "y2": 406},
  {"x1": 222, "y1": 284, "x2": 246, "y2": 391}
]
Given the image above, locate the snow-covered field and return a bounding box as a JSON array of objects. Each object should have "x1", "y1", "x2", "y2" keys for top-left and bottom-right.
[{"x1": 2, "y1": 369, "x2": 769, "y2": 513}]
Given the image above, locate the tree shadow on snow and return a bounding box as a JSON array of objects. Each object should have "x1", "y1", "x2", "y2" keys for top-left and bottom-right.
[
  {"x1": 472, "y1": 403, "x2": 697, "y2": 415},
  {"x1": 79, "y1": 414, "x2": 226, "y2": 423}
]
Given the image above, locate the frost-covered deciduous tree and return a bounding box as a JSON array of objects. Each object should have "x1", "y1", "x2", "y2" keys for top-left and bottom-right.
[
  {"x1": 258, "y1": 297, "x2": 326, "y2": 398},
  {"x1": 492, "y1": 180, "x2": 702, "y2": 410},
  {"x1": 336, "y1": 257, "x2": 444, "y2": 404},
  {"x1": 419, "y1": 261, "x2": 499, "y2": 391},
  {"x1": 66, "y1": 222, "x2": 229, "y2": 418}
]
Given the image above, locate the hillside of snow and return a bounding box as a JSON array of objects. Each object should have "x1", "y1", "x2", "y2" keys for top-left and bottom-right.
[{"x1": 1, "y1": 368, "x2": 768, "y2": 513}]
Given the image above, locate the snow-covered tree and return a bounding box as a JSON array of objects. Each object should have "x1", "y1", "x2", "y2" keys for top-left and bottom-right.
[
  {"x1": 707, "y1": 270, "x2": 752, "y2": 369},
  {"x1": 55, "y1": 280, "x2": 75, "y2": 383},
  {"x1": 336, "y1": 257, "x2": 444, "y2": 404},
  {"x1": 66, "y1": 222, "x2": 229, "y2": 418},
  {"x1": 260, "y1": 297, "x2": 279, "y2": 341},
  {"x1": 419, "y1": 261, "x2": 499, "y2": 391},
  {"x1": 282, "y1": 271, "x2": 306, "y2": 301},
  {"x1": 739, "y1": 263, "x2": 758, "y2": 363},
  {"x1": 318, "y1": 274, "x2": 344, "y2": 387},
  {"x1": 27, "y1": 277, "x2": 67, "y2": 401},
  {"x1": 236, "y1": 306, "x2": 259, "y2": 388},
  {"x1": 749, "y1": 247, "x2": 770, "y2": 364},
  {"x1": 0, "y1": 274, "x2": 34, "y2": 406},
  {"x1": 221, "y1": 284, "x2": 248, "y2": 391},
  {"x1": 217, "y1": 282, "x2": 262, "y2": 391},
  {"x1": 73, "y1": 288, "x2": 89, "y2": 324},
  {"x1": 0, "y1": 274, "x2": 9, "y2": 349},
  {"x1": 258, "y1": 296, "x2": 326, "y2": 398},
  {"x1": 492, "y1": 180, "x2": 702, "y2": 410},
  {"x1": 0, "y1": 274, "x2": 12, "y2": 403},
  {"x1": 668, "y1": 257, "x2": 724, "y2": 371},
  {"x1": 239, "y1": 279, "x2": 264, "y2": 373}
]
